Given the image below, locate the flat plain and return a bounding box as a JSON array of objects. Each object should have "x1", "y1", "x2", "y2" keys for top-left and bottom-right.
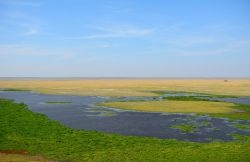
[{"x1": 0, "y1": 79, "x2": 250, "y2": 97}]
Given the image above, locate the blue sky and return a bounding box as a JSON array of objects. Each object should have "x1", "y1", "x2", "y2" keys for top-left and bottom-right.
[{"x1": 0, "y1": 0, "x2": 250, "y2": 77}]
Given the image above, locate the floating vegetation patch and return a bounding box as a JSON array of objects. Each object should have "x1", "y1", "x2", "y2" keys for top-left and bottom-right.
[
  {"x1": 46, "y1": 101, "x2": 72, "y2": 104},
  {"x1": 163, "y1": 96, "x2": 212, "y2": 101},
  {"x1": 233, "y1": 123, "x2": 250, "y2": 130},
  {"x1": 170, "y1": 124, "x2": 199, "y2": 133},
  {"x1": 206, "y1": 127, "x2": 220, "y2": 131},
  {"x1": 86, "y1": 108, "x2": 117, "y2": 117},
  {"x1": 201, "y1": 120, "x2": 212, "y2": 126}
]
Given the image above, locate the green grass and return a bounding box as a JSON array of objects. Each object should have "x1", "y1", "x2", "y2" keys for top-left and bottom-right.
[
  {"x1": 0, "y1": 98, "x2": 250, "y2": 161},
  {"x1": 209, "y1": 104, "x2": 250, "y2": 120},
  {"x1": 171, "y1": 124, "x2": 198, "y2": 133},
  {"x1": 233, "y1": 124, "x2": 250, "y2": 130},
  {"x1": 46, "y1": 101, "x2": 72, "y2": 104},
  {"x1": 170, "y1": 121, "x2": 212, "y2": 133}
]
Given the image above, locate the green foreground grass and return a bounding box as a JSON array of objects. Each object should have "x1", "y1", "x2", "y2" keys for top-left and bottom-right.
[{"x1": 0, "y1": 99, "x2": 250, "y2": 162}]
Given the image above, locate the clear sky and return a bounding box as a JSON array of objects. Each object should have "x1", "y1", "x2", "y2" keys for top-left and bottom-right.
[{"x1": 0, "y1": 0, "x2": 250, "y2": 77}]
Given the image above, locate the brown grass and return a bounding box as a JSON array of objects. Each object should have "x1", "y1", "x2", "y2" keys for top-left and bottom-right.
[
  {"x1": 0, "y1": 79, "x2": 250, "y2": 97},
  {"x1": 0, "y1": 152, "x2": 54, "y2": 162}
]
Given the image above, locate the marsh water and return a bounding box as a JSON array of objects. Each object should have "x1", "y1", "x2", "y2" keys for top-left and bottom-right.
[{"x1": 0, "y1": 91, "x2": 250, "y2": 142}]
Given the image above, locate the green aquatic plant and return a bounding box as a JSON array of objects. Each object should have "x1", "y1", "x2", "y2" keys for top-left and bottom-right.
[
  {"x1": 46, "y1": 101, "x2": 72, "y2": 104},
  {"x1": 207, "y1": 127, "x2": 220, "y2": 131},
  {"x1": 201, "y1": 120, "x2": 211, "y2": 126},
  {"x1": 171, "y1": 124, "x2": 198, "y2": 133},
  {"x1": 90, "y1": 109, "x2": 117, "y2": 116},
  {"x1": 233, "y1": 124, "x2": 250, "y2": 130},
  {"x1": 152, "y1": 90, "x2": 239, "y2": 98},
  {"x1": 163, "y1": 96, "x2": 212, "y2": 101}
]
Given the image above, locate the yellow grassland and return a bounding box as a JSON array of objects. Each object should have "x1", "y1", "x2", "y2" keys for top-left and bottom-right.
[{"x1": 0, "y1": 79, "x2": 249, "y2": 97}]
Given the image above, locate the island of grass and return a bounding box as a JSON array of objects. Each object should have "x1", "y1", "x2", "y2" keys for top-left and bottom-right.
[
  {"x1": 1, "y1": 98, "x2": 250, "y2": 161},
  {"x1": 99, "y1": 100, "x2": 237, "y2": 114},
  {"x1": 46, "y1": 101, "x2": 72, "y2": 104},
  {"x1": 171, "y1": 124, "x2": 198, "y2": 133},
  {"x1": 99, "y1": 95, "x2": 250, "y2": 120}
]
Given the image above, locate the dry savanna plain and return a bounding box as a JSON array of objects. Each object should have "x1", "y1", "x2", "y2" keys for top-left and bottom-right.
[{"x1": 0, "y1": 79, "x2": 250, "y2": 97}]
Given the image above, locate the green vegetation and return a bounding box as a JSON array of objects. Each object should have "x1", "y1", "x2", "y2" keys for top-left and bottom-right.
[
  {"x1": 1, "y1": 98, "x2": 250, "y2": 161},
  {"x1": 159, "y1": 92, "x2": 250, "y2": 121},
  {"x1": 46, "y1": 101, "x2": 72, "y2": 104},
  {"x1": 231, "y1": 134, "x2": 250, "y2": 142},
  {"x1": 152, "y1": 91, "x2": 239, "y2": 98},
  {"x1": 233, "y1": 124, "x2": 250, "y2": 130},
  {"x1": 201, "y1": 120, "x2": 211, "y2": 126},
  {"x1": 0, "y1": 88, "x2": 30, "y2": 91},
  {"x1": 164, "y1": 96, "x2": 212, "y2": 101},
  {"x1": 171, "y1": 124, "x2": 198, "y2": 133},
  {"x1": 89, "y1": 109, "x2": 117, "y2": 117},
  {"x1": 170, "y1": 121, "x2": 212, "y2": 133},
  {"x1": 101, "y1": 92, "x2": 250, "y2": 120},
  {"x1": 209, "y1": 104, "x2": 250, "y2": 120}
]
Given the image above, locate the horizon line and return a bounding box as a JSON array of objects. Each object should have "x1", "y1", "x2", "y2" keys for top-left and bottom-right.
[{"x1": 0, "y1": 77, "x2": 250, "y2": 80}]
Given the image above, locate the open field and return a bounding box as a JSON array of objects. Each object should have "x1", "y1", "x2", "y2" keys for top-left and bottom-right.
[
  {"x1": 0, "y1": 79, "x2": 250, "y2": 97},
  {"x1": 99, "y1": 100, "x2": 237, "y2": 113},
  {"x1": 1, "y1": 98, "x2": 250, "y2": 162}
]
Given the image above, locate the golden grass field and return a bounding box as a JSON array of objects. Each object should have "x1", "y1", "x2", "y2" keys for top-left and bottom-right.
[
  {"x1": 0, "y1": 79, "x2": 250, "y2": 97},
  {"x1": 99, "y1": 100, "x2": 237, "y2": 113}
]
